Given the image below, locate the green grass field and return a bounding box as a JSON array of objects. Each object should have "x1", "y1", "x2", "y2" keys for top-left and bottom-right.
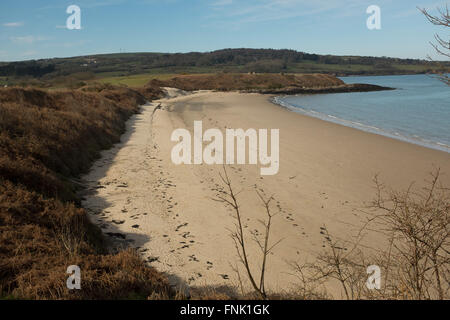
[
  {"x1": 91, "y1": 61, "x2": 441, "y2": 88},
  {"x1": 95, "y1": 73, "x2": 177, "y2": 87}
]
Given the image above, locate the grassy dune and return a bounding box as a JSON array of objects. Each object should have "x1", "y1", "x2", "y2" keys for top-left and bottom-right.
[
  {"x1": 149, "y1": 73, "x2": 345, "y2": 91},
  {"x1": 148, "y1": 73, "x2": 392, "y2": 94}
]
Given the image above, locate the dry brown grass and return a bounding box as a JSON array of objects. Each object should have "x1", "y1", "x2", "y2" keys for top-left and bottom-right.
[{"x1": 0, "y1": 85, "x2": 171, "y2": 299}]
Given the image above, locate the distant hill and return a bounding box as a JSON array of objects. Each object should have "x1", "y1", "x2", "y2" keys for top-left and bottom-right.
[{"x1": 0, "y1": 49, "x2": 448, "y2": 84}]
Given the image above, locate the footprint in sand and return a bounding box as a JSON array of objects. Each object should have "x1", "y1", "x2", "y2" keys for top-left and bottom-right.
[
  {"x1": 188, "y1": 254, "x2": 199, "y2": 262},
  {"x1": 175, "y1": 222, "x2": 188, "y2": 232},
  {"x1": 181, "y1": 231, "x2": 191, "y2": 239}
]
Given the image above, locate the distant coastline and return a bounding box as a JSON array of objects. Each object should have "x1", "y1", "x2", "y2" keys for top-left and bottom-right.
[{"x1": 257, "y1": 83, "x2": 395, "y2": 95}]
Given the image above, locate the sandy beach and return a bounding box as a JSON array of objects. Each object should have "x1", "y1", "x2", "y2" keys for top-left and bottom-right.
[{"x1": 81, "y1": 89, "x2": 450, "y2": 297}]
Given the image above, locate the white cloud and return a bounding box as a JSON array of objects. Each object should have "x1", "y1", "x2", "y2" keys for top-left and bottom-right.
[
  {"x1": 82, "y1": 0, "x2": 126, "y2": 8},
  {"x1": 212, "y1": 0, "x2": 233, "y2": 6},
  {"x1": 10, "y1": 36, "x2": 48, "y2": 44},
  {"x1": 38, "y1": 0, "x2": 126, "y2": 11},
  {"x1": 393, "y1": 0, "x2": 448, "y2": 18},
  {"x1": 3, "y1": 22, "x2": 24, "y2": 27},
  {"x1": 207, "y1": 0, "x2": 366, "y2": 24}
]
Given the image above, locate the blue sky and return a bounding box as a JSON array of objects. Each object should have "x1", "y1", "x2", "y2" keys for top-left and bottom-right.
[{"x1": 0, "y1": 0, "x2": 448, "y2": 61}]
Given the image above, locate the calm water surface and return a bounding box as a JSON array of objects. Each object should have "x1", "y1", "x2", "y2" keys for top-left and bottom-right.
[{"x1": 275, "y1": 74, "x2": 450, "y2": 153}]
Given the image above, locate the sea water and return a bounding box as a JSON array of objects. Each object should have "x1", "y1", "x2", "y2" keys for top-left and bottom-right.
[{"x1": 274, "y1": 74, "x2": 450, "y2": 153}]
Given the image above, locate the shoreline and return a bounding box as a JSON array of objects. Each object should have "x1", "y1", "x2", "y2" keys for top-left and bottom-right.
[
  {"x1": 257, "y1": 83, "x2": 395, "y2": 95},
  {"x1": 269, "y1": 95, "x2": 450, "y2": 154},
  {"x1": 81, "y1": 90, "x2": 450, "y2": 297}
]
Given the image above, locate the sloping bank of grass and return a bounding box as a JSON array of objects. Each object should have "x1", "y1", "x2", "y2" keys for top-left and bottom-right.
[
  {"x1": 0, "y1": 84, "x2": 174, "y2": 299},
  {"x1": 148, "y1": 73, "x2": 393, "y2": 93}
]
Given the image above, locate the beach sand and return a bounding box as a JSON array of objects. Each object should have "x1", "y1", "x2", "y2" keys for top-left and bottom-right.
[{"x1": 82, "y1": 89, "x2": 450, "y2": 297}]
